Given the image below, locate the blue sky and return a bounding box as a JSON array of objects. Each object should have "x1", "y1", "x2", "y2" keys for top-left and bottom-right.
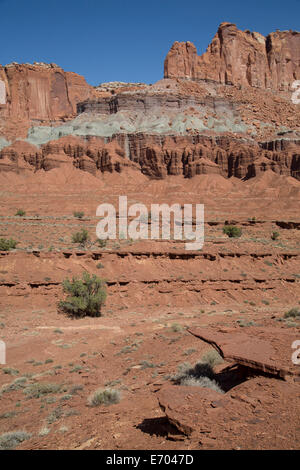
[{"x1": 0, "y1": 0, "x2": 299, "y2": 85}]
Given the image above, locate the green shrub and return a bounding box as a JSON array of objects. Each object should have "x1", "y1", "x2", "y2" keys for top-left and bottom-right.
[
  {"x1": 0, "y1": 238, "x2": 18, "y2": 251},
  {"x1": 58, "y1": 272, "x2": 106, "y2": 318},
  {"x1": 223, "y1": 225, "x2": 242, "y2": 238},
  {"x1": 73, "y1": 211, "x2": 84, "y2": 219},
  {"x1": 71, "y1": 229, "x2": 89, "y2": 245},
  {"x1": 284, "y1": 308, "x2": 300, "y2": 319},
  {"x1": 271, "y1": 231, "x2": 279, "y2": 241},
  {"x1": 2, "y1": 367, "x2": 19, "y2": 376},
  {"x1": 87, "y1": 388, "x2": 120, "y2": 406},
  {"x1": 97, "y1": 239, "x2": 107, "y2": 248},
  {"x1": 15, "y1": 209, "x2": 26, "y2": 217}
]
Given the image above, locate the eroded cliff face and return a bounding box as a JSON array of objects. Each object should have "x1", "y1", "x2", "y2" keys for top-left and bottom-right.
[
  {"x1": 0, "y1": 23, "x2": 299, "y2": 181},
  {"x1": 1, "y1": 133, "x2": 299, "y2": 181},
  {"x1": 0, "y1": 63, "x2": 96, "y2": 139},
  {"x1": 164, "y1": 23, "x2": 300, "y2": 91}
]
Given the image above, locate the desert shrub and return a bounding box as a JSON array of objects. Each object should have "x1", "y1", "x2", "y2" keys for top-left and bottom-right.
[
  {"x1": 97, "y1": 239, "x2": 107, "y2": 248},
  {"x1": 2, "y1": 367, "x2": 19, "y2": 376},
  {"x1": 15, "y1": 209, "x2": 26, "y2": 217},
  {"x1": 46, "y1": 407, "x2": 63, "y2": 424},
  {"x1": 200, "y1": 349, "x2": 223, "y2": 368},
  {"x1": 0, "y1": 431, "x2": 31, "y2": 450},
  {"x1": 271, "y1": 231, "x2": 279, "y2": 241},
  {"x1": 87, "y1": 387, "x2": 120, "y2": 406},
  {"x1": 237, "y1": 319, "x2": 255, "y2": 327},
  {"x1": 58, "y1": 272, "x2": 106, "y2": 318},
  {"x1": 223, "y1": 225, "x2": 242, "y2": 238},
  {"x1": 171, "y1": 352, "x2": 224, "y2": 393},
  {"x1": 73, "y1": 211, "x2": 84, "y2": 219},
  {"x1": 24, "y1": 382, "x2": 62, "y2": 399},
  {"x1": 0, "y1": 238, "x2": 18, "y2": 251},
  {"x1": 170, "y1": 323, "x2": 183, "y2": 332},
  {"x1": 71, "y1": 228, "x2": 89, "y2": 245},
  {"x1": 38, "y1": 427, "x2": 50, "y2": 437},
  {"x1": 180, "y1": 376, "x2": 223, "y2": 393},
  {"x1": 284, "y1": 308, "x2": 300, "y2": 319}
]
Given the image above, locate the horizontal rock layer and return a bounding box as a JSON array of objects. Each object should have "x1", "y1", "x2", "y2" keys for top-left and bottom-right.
[{"x1": 0, "y1": 134, "x2": 299, "y2": 180}]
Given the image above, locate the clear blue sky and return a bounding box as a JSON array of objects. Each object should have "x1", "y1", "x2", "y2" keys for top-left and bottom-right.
[{"x1": 0, "y1": 0, "x2": 299, "y2": 86}]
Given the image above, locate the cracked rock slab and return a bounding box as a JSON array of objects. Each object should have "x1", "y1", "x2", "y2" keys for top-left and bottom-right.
[
  {"x1": 157, "y1": 378, "x2": 300, "y2": 448},
  {"x1": 188, "y1": 326, "x2": 300, "y2": 379}
]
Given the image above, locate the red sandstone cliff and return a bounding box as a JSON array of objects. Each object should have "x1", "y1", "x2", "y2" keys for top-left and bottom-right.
[
  {"x1": 0, "y1": 23, "x2": 299, "y2": 181},
  {"x1": 0, "y1": 62, "x2": 96, "y2": 139},
  {"x1": 164, "y1": 23, "x2": 300, "y2": 91}
]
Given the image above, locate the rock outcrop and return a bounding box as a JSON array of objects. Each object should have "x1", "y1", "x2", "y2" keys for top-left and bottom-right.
[
  {"x1": 0, "y1": 62, "x2": 96, "y2": 139},
  {"x1": 157, "y1": 377, "x2": 300, "y2": 442},
  {"x1": 0, "y1": 24, "x2": 299, "y2": 181},
  {"x1": 164, "y1": 23, "x2": 300, "y2": 91},
  {"x1": 188, "y1": 326, "x2": 300, "y2": 378},
  {"x1": 1, "y1": 133, "x2": 299, "y2": 180},
  {"x1": 0, "y1": 135, "x2": 141, "y2": 176}
]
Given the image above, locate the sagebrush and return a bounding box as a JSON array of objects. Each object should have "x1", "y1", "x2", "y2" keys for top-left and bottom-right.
[
  {"x1": 58, "y1": 272, "x2": 107, "y2": 317},
  {"x1": 0, "y1": 238, "x2": 18, "y2": 251},
  {"x1": 71, "y1": 229, "x2": 89, "y2": 245},
  {"x1": 223, "y1": 225, "x2": 242, "y2": 238},
  {"x1": 88, "y1": 388, "x2": 120, "y2": 406}
]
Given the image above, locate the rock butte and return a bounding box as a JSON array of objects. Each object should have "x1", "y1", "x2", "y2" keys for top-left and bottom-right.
[
  {"x1": 0, "y1": 23, "x2": 299, "y2": 181},
  {"x1": 164, "y1": 23, "x2": 300, "y2": 91}
]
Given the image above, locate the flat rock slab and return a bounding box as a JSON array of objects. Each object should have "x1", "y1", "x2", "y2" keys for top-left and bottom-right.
[
  {"x1": 157, "y1": 378, "x2": 300, "y2": 447},
  {"x1": 188, "y1": 326, "x2": 300, "y2": 378},
  {"x1": 157, "y1": 384, "x2": 226, "y2": 435}
]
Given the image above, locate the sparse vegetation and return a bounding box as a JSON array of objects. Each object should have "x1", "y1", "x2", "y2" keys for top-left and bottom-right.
[
  {"x1": 97, "y1": 239, "x2": 107, "y2": 248},
  {"x1": 223, "y1": 225, "x2": 242, "y2": 238},
  {"x1": 47, "y1": 407, "x2": 63, "y2": 424},
  {"x1": 73, "y1": 211, "x2": 85, "y2": 219},
  {"x1": 200, "y1": 349, "x2": 224, "y2": 368},
  {"x1": 179, "y1": 375, "x2": 223, "y2": 392},
  {"x1": 0, "y1": 411, "x2": 17, "y2": 419},
  {"x1": 170, "y1": 322, "x2": 183, "y2": 332},
  {"x1": 87, "y1": 388, "x2": 121, "y2": 406},
  {"x1": 284, "y1": 308, "x2": 300, "y2": 319},
  {"x1": 38, "y1": 427, "x2": 50, "y2": 437},
  {"x1": 237, "y1": 319, "x2": 256, "y2": 327},
  {"x1": 271, "y1": 231, "x2": 279, "y2": 241},
  {"x1": 2, "y1": 367, "x2": 19, "y2": 376},
  {"x1": 71, "y1": 228, "x2": 90, "y2": 245},
  {"x1": 58, "y1": 272, "x2": 107, "y2": 318},
  {"x1": 171, "y1": 349, "x2": 224, "y2": 394},
  {"x1": 0, "y1": 238, "x2": 18, "y2": 251},
  {"x1": 0, "y1": 431, "x2": 31, "y2": 450},
  {"x1": 24, "y1": 382, "x2": 62, "y2": 399},
  {"x1": 15, "y1": 209, "x2": 26, "y2": 217},
  {"x1": 171, "y1": 360, "x2": 223, "y2": 393}
]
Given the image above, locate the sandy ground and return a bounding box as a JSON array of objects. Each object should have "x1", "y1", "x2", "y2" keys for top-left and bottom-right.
[{"x1": 0, "y1": 169, "x2": 299, "y2": 450}]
